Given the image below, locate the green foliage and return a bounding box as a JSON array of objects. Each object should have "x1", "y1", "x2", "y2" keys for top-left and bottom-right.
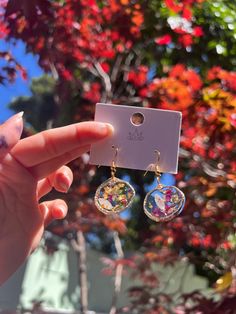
[
  {"x1": 9, "y1": 75, "x2": 57, "y2": 131},
  {"x1": 144, "y1": 0, "x2": 236, "y2": 71}
]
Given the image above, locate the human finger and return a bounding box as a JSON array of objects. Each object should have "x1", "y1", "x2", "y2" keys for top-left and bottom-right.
[
  {"x1": 31, "y1": 145, "x2": 89, "y2": 180},
  {"x1": 39, "y1": 199, "x2": 68, "y2": 227},
  {"x1": 11, "y1": 121, "x2": 113, "y2": 167},
  {"x1": 0, "y1": 112, "x2": 23, "y2": 160},
  {"x1": 37, "y1": 165, "x2": 73, "y2": 199}
]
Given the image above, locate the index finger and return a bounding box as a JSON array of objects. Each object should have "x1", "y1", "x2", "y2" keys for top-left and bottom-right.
[{"x1": 11, "y1": 121, "x2": 113, "y2": 167}]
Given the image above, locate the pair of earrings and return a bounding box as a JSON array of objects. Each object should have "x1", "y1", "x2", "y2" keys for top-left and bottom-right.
[{"x1": 94, "y1": 146, "x2": 185, "y2": 222}]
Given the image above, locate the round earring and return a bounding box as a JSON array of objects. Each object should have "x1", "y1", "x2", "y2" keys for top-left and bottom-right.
[
  {"x1": 94, "y1": 145, "x2": 135, "y2": 215},
  {"x1": 143, "y1": 150, "x2": 185, "y2": 222}
]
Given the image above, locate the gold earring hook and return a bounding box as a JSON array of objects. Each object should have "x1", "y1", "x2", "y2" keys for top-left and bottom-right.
[
  {"x1": 154, "y1": 149, "x2": 161, "y2": 177},
  {"x1": 111, "y1": 145, "x2": 119, "y2": 179},
  {"x1": 154, "y1": 149, "x2": 160, "y2": 164},
  {"x1": 144, "y1": 150, "x2": 162, "y2": 185}
]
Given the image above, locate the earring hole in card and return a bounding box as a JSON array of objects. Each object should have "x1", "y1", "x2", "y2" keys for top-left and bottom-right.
[{"x1": 131, "y1": 112, "x2": 145, "y2": 126}]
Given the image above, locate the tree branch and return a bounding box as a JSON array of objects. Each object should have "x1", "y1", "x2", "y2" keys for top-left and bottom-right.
[
  {"x1": 109, "y1": 231, "x2": 124, "y2": 314},
  {"x1": 93, "y1": 61, "x2": 112, "y2": 102},
  {"x1": 71, "y1": 231, "x2": 88, "y2": 314}
]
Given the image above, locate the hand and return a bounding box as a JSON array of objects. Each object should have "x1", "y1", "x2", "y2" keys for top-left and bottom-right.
[{"x1": 0, "y1": 113, "x2": 113, "y2": 285}]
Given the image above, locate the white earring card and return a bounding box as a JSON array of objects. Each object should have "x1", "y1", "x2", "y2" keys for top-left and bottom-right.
[{"x1": 90, "y1": 103, "x2": 182, "y2": 174}]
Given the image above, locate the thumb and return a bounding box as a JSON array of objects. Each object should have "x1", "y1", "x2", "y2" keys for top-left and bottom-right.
[{"x1": 0, "y1": 112, "x2": 24, "y2": 160}]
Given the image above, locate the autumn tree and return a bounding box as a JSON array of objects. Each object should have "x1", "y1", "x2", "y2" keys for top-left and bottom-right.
[{"x1": 2, "y1": 0, "x2": 236, "y2": 312}]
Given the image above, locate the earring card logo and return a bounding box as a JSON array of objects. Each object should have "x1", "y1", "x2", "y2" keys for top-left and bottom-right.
[{"x1": 127, "y1": 129, "x2": 144, "y2": 141}]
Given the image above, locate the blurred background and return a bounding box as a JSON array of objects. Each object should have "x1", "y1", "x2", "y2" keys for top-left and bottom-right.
[{"x1": 0, "y1": 0, "x2": 236, "y2": 313}]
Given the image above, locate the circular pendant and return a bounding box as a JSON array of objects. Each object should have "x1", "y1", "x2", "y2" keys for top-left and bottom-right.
[
  {"x1": 94, "y1": 177, "x2": 135, "y2": 214},
  {"x1": 143, "y1": 185, "x2": 185, "y2": 222}
]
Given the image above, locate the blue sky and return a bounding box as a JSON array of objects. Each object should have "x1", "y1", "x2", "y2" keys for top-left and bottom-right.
[{"x1": 0, "y1": 40, "x2": 43, "y2": 123}]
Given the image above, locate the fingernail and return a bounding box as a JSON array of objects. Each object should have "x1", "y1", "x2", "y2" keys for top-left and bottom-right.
[
  {"x1": 7, "y1": 111, "x2": 24, "y2": 123},
  {"x1": 53, "y1": 206, "x2": 66, "y2": 219},
  {"x1": 4, "y1": 111, "x2": 24, "y2": 135},
  {"x1": 97, "y1": 122, "x2": 114, "y2": 136},
  {"x1": 57, "y1": 174, "x2": 71, "y2": 192},
  {"x1": 106, "y1": 123, "x2": 114, "y2": 136},
  {"x1": 59, "y1": 182, "x2": 70, "y2": 192}
]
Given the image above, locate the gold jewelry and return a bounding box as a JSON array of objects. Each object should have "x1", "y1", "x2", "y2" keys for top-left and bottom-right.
[
  {"x1": 143, "y1": 150, "x2": 185, "y2": 222},
  {"x1": 94, "y1": 145, "x2": 135, "y2": 214}
]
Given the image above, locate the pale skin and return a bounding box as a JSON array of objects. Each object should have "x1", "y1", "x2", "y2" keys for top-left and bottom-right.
[{"x1": 0, "y1": 112, "x2": 113, "y2": 285}]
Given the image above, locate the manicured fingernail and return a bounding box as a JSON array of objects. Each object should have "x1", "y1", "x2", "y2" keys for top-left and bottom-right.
[
  {"x1": 3, "y1": 111, "x2": 24, "y2": 140},
  {"x1": 7, "y1": 111, "x2": 24, "y2": 123},
  {"x1": 16, "y1": 111, "x2": 24, "y2": 118},
  {"x1": 4, "y1": 111, "x2": 24, "y2": 137}
]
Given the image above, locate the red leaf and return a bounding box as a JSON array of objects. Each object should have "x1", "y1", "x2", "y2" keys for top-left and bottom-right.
[
  {"x1": 193, "y1": 26, "x2": 204, "y2": 37},
  {"x1": 155, "y1": 34, "x2": 172, "y2": 45},
  {"x1": 100, "y1": 62, "x2": 110, "y2": 73},
  {"x1": 164, "y1": 0, "x2": 182, "y2": 13},
  {"x1": 20, "y1": 68, "x2": 27, "y2": 80},
  {"x1": 178, "y1": 34, "x2": 193, "y2": 47},
  {"x1": 182, "y1": 6, "x2": 192, "y2": 20}
]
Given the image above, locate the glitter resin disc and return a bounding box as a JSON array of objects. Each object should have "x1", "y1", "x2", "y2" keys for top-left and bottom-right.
[
  {"x1": 95, "y1": 177, "x2": 135, "y2": 214},
  {"x1": 144, "y1": 185, "x2": 185, "y2": 222}
]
